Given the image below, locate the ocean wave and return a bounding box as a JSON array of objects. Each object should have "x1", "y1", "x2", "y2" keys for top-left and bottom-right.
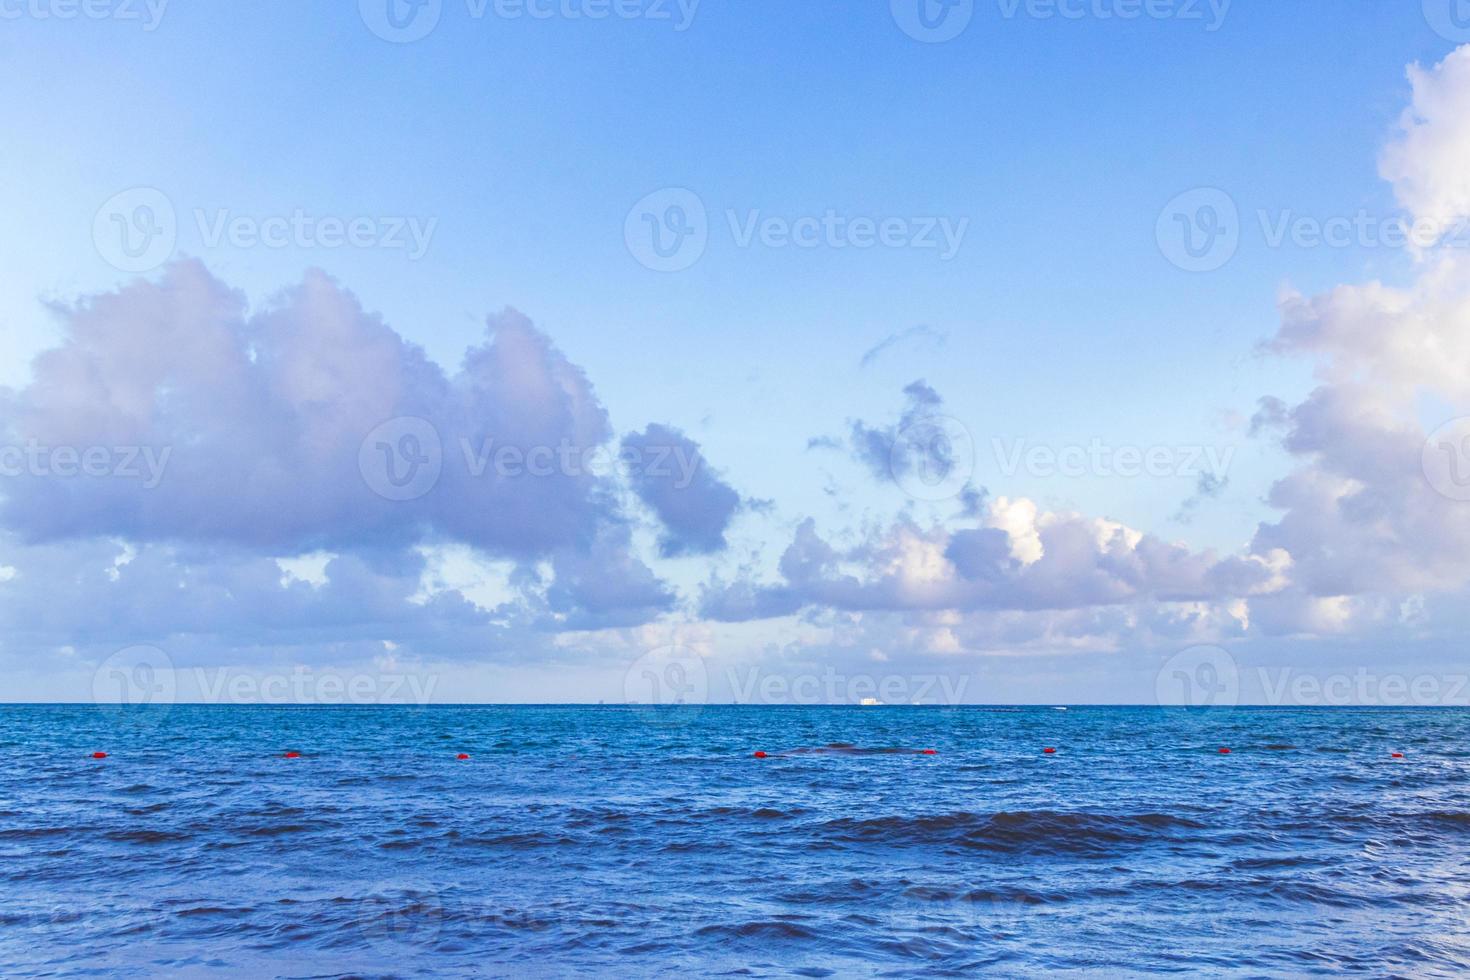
[
  {"x1": 694, "y1": 920, "x2": 819, "y2": 941},
  {"x1": 813, "y1": 810, "x2": 1206, "y2": 853},
  {"x1": 103, "y1": 829, "x2": 193, "y2": 844}
]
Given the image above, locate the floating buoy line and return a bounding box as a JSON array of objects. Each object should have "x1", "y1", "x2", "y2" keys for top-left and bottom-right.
[{"x1": 81, "y1": 747, "x2": 1413, "y2": 761}]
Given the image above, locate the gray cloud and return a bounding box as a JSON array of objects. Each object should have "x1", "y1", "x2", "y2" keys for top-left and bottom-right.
[
  {"x1": 847, "y1": 379, "x2": 946, "y2": 484},
  {"x1": 0, "y1": 262, "x2": 702, "y2": 660},
  {"x1": 0, "y1": 261, "x2": 616, "y2": 558},
  {"x1": 699, "y1": 510, "x2": 1282, "y2": 623},
  {"x1": 621, "y1": 423, "x2": 741, "y2": 557},
  {"x1": 1173, "y1": 471, "x2": 1230, "y2": 524}
]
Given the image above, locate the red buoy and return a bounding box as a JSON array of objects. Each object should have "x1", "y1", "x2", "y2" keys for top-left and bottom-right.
[
  {"x1": 1391, "y1": 752, "x2": 1404, "y2": 759},
  {"x1": 283, "y1": 751, "x2": 301, "y2": 759},
  {"x1": 1042, "y1": 747, "x2": 1056, "y2": 754},
  {"x1": 91, "y1": 751, "x2": 107, "y2": 759},
  {"x1": 753, "y1": 751, "x2": 767, "y2": 758},
  {"x1": 922, "y1": 749, "x2": 937, "y2": 755},
  {"x1": 1218, "y1": 747, "x2": 1231, "y2": 754},
  {"x1": 456, "y1": 753, "x2": 470, "y2": 760}
]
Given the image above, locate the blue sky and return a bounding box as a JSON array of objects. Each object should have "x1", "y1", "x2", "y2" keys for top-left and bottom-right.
[{"x1": 4, "y1": 1, "x2": 1470, "y2": 703}]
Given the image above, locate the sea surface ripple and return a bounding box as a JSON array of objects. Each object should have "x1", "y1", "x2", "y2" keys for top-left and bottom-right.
[{"x1": 3, "y1": 705, "x2": 1470, "y2": 977}]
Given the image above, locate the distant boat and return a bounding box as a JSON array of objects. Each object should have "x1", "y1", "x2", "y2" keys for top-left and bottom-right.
[
  {"x1": 859, "y1": 697, "x2": 882, "y2": 706},
  {"x1": 1052, "y1": 706, "x2": 1068, "y2": 711}
]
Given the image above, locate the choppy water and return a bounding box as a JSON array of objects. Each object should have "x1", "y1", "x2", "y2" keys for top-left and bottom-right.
[{"x1": 4, "y1": 705, "x2": 1470, "y2": 977}]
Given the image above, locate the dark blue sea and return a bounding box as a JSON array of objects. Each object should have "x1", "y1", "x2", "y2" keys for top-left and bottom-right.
[{"x1": 4, "y1": 705, "x2": 1470, "y2": 977}]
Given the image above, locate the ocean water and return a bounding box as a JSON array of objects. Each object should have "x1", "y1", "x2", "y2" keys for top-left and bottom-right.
[{"x1": 3, "y1": 704, "x2": 1470, "y2": 977}]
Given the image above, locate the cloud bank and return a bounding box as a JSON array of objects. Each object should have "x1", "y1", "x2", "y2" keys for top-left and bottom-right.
[
  {"x1": 0, "y1": 261, "x2": 748, "y2": 663},
  {"x1": 7, "y1": 47, "x2": 1470, "y2": 683}
]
